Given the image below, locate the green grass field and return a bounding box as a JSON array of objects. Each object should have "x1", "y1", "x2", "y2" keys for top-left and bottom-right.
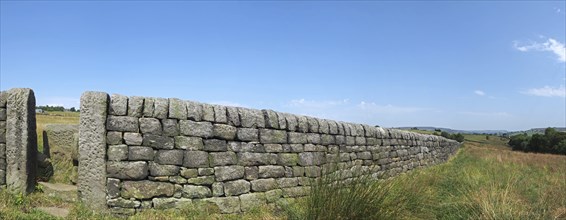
[{"x1": 1, "y1": 115, "x2": 564, "y2": 219}]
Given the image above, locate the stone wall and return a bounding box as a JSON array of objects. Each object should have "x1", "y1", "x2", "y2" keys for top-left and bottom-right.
[
  {"x1": 0, "y1": 88, "x2": 38, "y2": 194},
  {"x1": 78, "y1": 92, "x2": 461, "y2": 214}
]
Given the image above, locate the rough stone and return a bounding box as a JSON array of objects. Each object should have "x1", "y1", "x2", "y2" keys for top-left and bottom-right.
[
  {"x1": 198, "y1": 167, "x2": 215, "y2": 175},
  {"x1": 43, "y1": 124, "x2": 79, "y2": 161},
  {"x1": 265, "y1": 189, "x2": 283, "y2": 203},
  {"x1": 180, "y1": 168, "x2": 198, "y2": 178},
  {"x1": 259, "y1": 129, "x2": 286, "y2": 144},
  {"x1": 107, "y1": 198, "x2": 141, "y2": 208},
  {"x1": 153, "y1": 197, "x2": 192, "y2": 209},
  {"x1": 182, "y1": 185, "x2": 211, "y2": 199},
  {"x1": 298, "y1": 152, "x2": 325, "y2": 166},
  {"x1": 209, "y1": 152, "x2": 237, "y2": 166},
  {"x1": 212, "y1": 124, "x2": 237, "y2": 140},
  {"x1": 187, "y1": 176, "x2": 215, "y2": 185},
  {"x1": 186, "y1": 101, "x2": 202, "y2": 121},
  {"x1": 236, "y1": 128, "x2": 259, "y2": 142},
  {"x1": 201, "y1": 103, "x2": 215, "y2": 122},
  {"x1": 278, "y1": 153, "x2": 299, "y2": 166},
  {"x1": 238, "y1": 108, "x2": 265, "y2": 128},
  {"x1": 142, "y1": 134, "x2": 174, "y2": 149},
  {"x1": 139, "y1": 118, "x2": 162, "y2": 135},
  {"x1": 107, "y1": 161, "x2": 148, "y2": 180},
  {"x1": 288, "y1": 132, "x2": 307, "y2": 144},
  {"x1": 108, "y1": 145, "x2": 128, "y2": 161},
  {"x1": 296, "y1": 116, "x2": 308, "y2": 133},
  {"x1": 175, "y1": 136, "x2": 203, "y2": 150},
  {"x1": 212, "y1": 182, "x2": 224, "y2": 196},
  {"x1": 238, "y1": 152, "x2": 277, "y2": 166},
  {"x1": 183, "y1": 151, "x2": 209, "y2": 168},
  {"x1": 213, "y1": 105, "x2": 228, "y2": 124},
  {"x1": 179, "y1": 120, "x2": 213, "y2": 138},
  {"x1": 143, "y1": 97, "x2": 155, "y2": 117},
  {"x1": 78, "y1": 91, "x2": 107, "y2": 209},
  {"x1": 161, "y1": 119, "x2": 179, "y2": 137},
  {"x1": 203, "y1": 139, "x2": 227, "y2": 152},
  {"x1": 214, "y1": 165, "x2": 244, "y2": 181},
  {"x1": 258, "y1": 165, "x2": 285, "y2": 178},
  {"x1": 169, "y1": 98, "x2": 187, "y2": 120},
  {"x1": 107, "y1": 178, "x2": 120, "y2": 199},
  {"x1": 127, "y1": 96, "x2": 144, "y2": 117},
  {"x1": 109, "y1": 94, "x2": 127, "y2": 116},
  {"x1": 128, "y1": 146, "x2": 154, "y2": 161},
  {"x1": 277, "y1": 177, "x2": 299, "y2": 188},
  {"x1": 224, "y1": 179, "x2": 250, "y2": 196},
  {"x1": 107, "y1": 116, "x2": 139, "y2": 132},
  {"x1": 244, "y1": 166, "x2": 259, "y2": 180},
  {"x1": 153, "y1": 98, "x2": 169, "y2": 119},
  {"x1": 262, "y1": 109, "x2": 279, "y2": 129},
  {"x1": 149, "y1": 162, "x2": 179, "y2": 176},
  {"x1": 264, "y1": 144, "x2": 283, "y2": 153},
  {"x1": 306, "y1": 117, "x2": 319, "y2": 133},
  {"x1": 251, "y1": 178, "x2": 278, "y2": 192},
  {"x1": 276, "y1": 112, "x2": 287, "y2": 130},
  {"x1": 304, "y1": 166, "x2": 321, "y2": 177},
  {"x1": 226, "y1": 106, "x2": 240, "y2": 127},
  {"x1": 282, "y1": 186, "x2": 310, "y2": 198},
  {"x1": 106, "y1": 131, "x2": 122, "y2": 145},
  {"x1": 121, "y1": 180, "x2": 174, "y2": 199},
  {"x1": 155, "y1": 150, "x2": 184, "y2": 165},
  {"x1": 123, "y1": 132, "x2": 143, "y2": 145},
  {"x1": 240, "y1": 193, "x2": 266, "y2": 212}
]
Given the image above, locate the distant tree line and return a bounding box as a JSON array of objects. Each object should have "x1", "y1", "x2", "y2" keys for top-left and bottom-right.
[
  {"x1": 508, "y1": 128, "x2": 566, "y2": 155},
  {"x1": 439, "y1": 131, "x2": 465, "y2": 142},
  {"x1": 37, "y1": 105, "x2": 78, "y2": 112}
]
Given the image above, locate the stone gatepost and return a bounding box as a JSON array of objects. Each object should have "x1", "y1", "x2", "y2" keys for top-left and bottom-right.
[
  {"x1": 4, "y1": 88, "x2": 38, "y2": 194},
  {"x1": 78, "y1": 91, "x2": 108, "y2": 210}
]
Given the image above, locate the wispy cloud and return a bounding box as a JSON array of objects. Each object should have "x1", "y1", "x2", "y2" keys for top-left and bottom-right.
[
  {"x1": 522, "y1": 86, "x2": 566, "y2": 97},
  {"x1": 287, "y1": 98, "x2": 350, "y2": 108},
  {"x1": 474, "y1": 90, "x2": 486, "y2": 96},
  {"x1": 357, "y1": 101, "x2": 431, "y2": 114},
  {"x1": 514, "y1": 37, "x2": 566, "y2": 62},
  {"x1": 458, "y1": 111, "x2": 511, "y2": 117}
]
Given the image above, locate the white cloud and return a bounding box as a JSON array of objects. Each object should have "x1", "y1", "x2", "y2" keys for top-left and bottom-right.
[
  {"x1": 514, "y1": 38, "x2": 566, "y2": 62},
  {"x1": 474, "y1": 90, "x2": 486, "y2": 96},
  {"x1": 523, "y1": 86, "x2": 566, "y2": 97},
  {"x1": 287, "y1": 98, "x2": 350, "y2": 108}
]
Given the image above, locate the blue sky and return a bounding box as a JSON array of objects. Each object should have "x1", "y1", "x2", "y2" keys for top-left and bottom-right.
[{"x1": 1, "y1": 1, "x2": 565, "y2": 131}]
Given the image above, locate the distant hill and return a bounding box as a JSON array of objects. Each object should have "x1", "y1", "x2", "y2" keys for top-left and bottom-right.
[
  {"x1": 395, "y1": 127, "x2": 508, "y2": 135},
  {"x1": 396, "y1": 126, "x2": 566, "y2": 136}
]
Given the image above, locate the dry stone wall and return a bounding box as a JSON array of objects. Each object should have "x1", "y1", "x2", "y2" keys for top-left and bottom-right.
[
  {"x1": 79, "y1": 92, "x2": 461, "y2": 214},
  {"x1": 0, "y1": 88, "x2": 38, "y2": 194}
]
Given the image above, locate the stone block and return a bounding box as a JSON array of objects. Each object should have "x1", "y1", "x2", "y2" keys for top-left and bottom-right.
[
  {"x1": 304, "y1": 166, "x2": 321, "y2": 177},
  {"x1": 265, "y1": 189, "x2": 283, "y2": 203},
  {"x1": 123, "y1": 132, "x2": 143, "y2": 145},
  {"x1": 321, "y1": 134, "x2": 335, "y2": 145},
  {"x1": 306, "y1": 117, "x2": 319, "y2": 133},
  {"x1": 212, "y1": 124, "x2": 237, "y2": 140},
  {"x1": 288, "y1": 132, "x2": 307, "y2": 144},
  {"x1": 180, "y1": 168, "x2": 198, "y2": 178},
  {"x1": 198, "y1": 167, "x2": 214, "y2": 176},
  {"x1": 107, "y1": 198, "x2": 141, "y2": 208},
  {"x1": 213, "y1": 105, "x2": 228, "y2": 123},
  {"x1": 161, "y1": 119, "x2": 179, "y2": 137},
  {"x1": 258, "y1": 165, "x2": 285, "y2": 178},
  {"x1": 155, "y1": 150, "x2": 184, "y2": 165},
  {"x1": 298, "y1": 152, "x2": 325, "y2": 166},
  {"x1": 186, "y1": 101, "x2": 203, "y2": 121},
  {"x1": 127, "y1": 96, "x2": 144, "y2": 117},
  {"x1": 318, "y1": 119, "x2": 329, "y2": 134},
  {"x1": 244, "y1": 166, "x2": 258, "y2": 180},
  {"x1": 142, "y1": 134, "x2": 174, "y2": 149},
  {"x1": 107, "y1": 178, "x2": 120, "y2": 199},
  {"x1": 109, "y1": 94, "x2": 127, "y2": 116},
  {"x1": 259, "y1": 129, "x2": 286, "y2": 144},
  {"x1": 277, "y1": 153, "x2": 299, "y2": 166},
  {"x1": 43, "y1": 124, "x2": 79, "y2": 160},
  {"x1": 179, "y1": 120, "x2": 213, "y2": 138},
  {"x1": 182, "y1": 185, "x2": 211, "y2": 199},
  {"x1": 262, "y1": 109, "x2": 279, "y2": 129},
  {"x1": 224, "y1": 179, "x2": 250, "y2": 196},
  {"x1": 237, "y1": 152, "x2": 277, "y2": 166},
  {"x1": 202, "y1": 197, "x2": 241, "y2": 214},
  {"x1": 187, "y1": 176, "x2": 215, "y2": 185},
  {"x1": 201, "y1": 103, "x2": 215, "y2": 122},
  {"x1": 107, "y1": 161, "x2": 148, "y2": 180},
  {"x1": 306, "y1": 133, "x2": 321, "y2": 144},
  {"x1": 143, "y1": 97, "x2": 155, "y2": 117},
  {"x1": 106, "y1": 131, "x2": 122, "y2": 145},
  {"x1": 128, "y1": 146, "x2": 154, "y2": 161},
  {"x1": 214, "y1": 165, "x2": 244, "y2": 181},
  {"x1": 139, "y1": 118, "x2": 162, "y2": 135},
  {"x1": 209, "y1": 152, "x2": 237, "y2": 166},
  {"x1": 238, "y1": 108, "x2": 265, "y2": 128},
  {"x1": 107, "y1": 116, "x2": 139, "y2": 132},
  {"x1": 212, "y1": 182, "x2": 224, "y2": 196},
  {"x1": 282, "y1": 186, "x2": 310, "y2": 198},
  {"x1": 236, "y1": 128, "x2": 259, "y2": 142},
  {"x1": 149, "y1": 162, "x2": 179, "y2": 176},
  {"x1": 250, "y1": 178, "x2": 278, "y2": 192},
  {"x1": 229, "y1": 142, "x2": 264, "y2": 152},
  {"x1": 108, "y1": 145, "x2": 128, "y2": 161},
  {"x1": 277, "y1": 177, "x2": 299, "y2": 188},
  {"x1": 284, "y1": 114, "x2": 298, "y2": 131},
  {"x1": 121, "y1": 180, "x2": 174, "y2": 199},
  {"x1": 199, "y1": 139, "x2": 227, "y2": 152},
  {"x1": 78, "y1": 91, "x2": 107, "y2": 210},
  {"x1": 226, "y1": 106, "x2": 240, "y2": 126},
  {"x1": 183, "y1": 151, "x2": 209, "y2": 168},
  {"x1": 265, "y1": 144, "x2": 283, "y2": 153},
  {"x1": 276, "y1": 112, "x2": 287, "y2": 130},
  {"x1": 153, "y1": 98, "x2": 169, "y2": 119},
  {"x1": 169, "y1": 98, "x2": 187, "y2": 119},
  {"x1": 174, "y1": 136, "x2": 203, "y2": 150},
  {"x1": 152, "y1": 197, "x2": 192, "y2": 209}
]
